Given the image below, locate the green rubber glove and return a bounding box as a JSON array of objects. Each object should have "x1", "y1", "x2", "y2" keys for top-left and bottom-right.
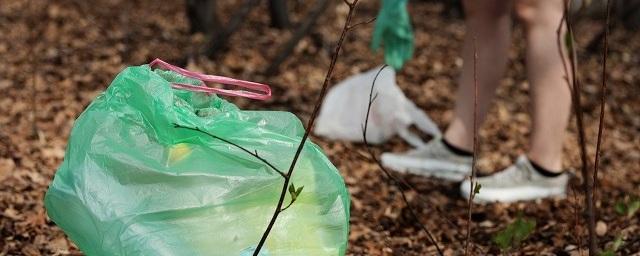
[{"x1": 371, "y1": 0, "x2": 415, "y2": 70}]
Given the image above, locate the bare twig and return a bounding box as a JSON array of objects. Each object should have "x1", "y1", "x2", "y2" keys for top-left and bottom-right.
[
  {"x1": 560, "y1": 0, "x2": 597, "y2": 253},
  {"x1": 464, "y1": 36, "x2": 479, "y2": 256},
  {"x1": 570, "y1": 183, "x2": 584, "y2": 256},
  {"x1": 173, "y1": 124, "x2": 286, "y2": 178},
  {"x1": 557, "y1": 8, "x2": 587, "y2": 255},
  {"x1": 593, "y1": 0, "x2": 611, "y2": 213},
  {"x1": 347, "y1": 16, "x2": 377, "y2": 31},
  {"x1": 252, "y1": 1, "x2": 360, "y2": 254},
  {"x1": 355, "y1": 146, "x2": 488, "y2": 254},
  {"x1": 362, "y1": 66, "x2": 444, "y2": 256},
  {"x1": 279, "y1": 198, "x2": 295, "y2": 212}
]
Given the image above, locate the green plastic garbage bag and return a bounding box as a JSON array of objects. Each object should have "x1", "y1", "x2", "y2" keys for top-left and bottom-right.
[
  {"x1": 371, "y1": 0, "x2": 415, "y2": 70},
  {"x1": 44, "y1": 59, "x2": 350, "y2": 256}
]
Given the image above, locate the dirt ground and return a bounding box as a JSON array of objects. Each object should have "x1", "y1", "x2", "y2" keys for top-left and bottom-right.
[{"x1": 1, "y1": 0, "x2": 639, "y2": 255}]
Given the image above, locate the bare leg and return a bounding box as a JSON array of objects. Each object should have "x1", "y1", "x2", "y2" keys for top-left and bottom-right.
[
  {"x1": 515, "y1": 0, "x2": 571, "y2": 171},
  {"x1": 444, "y1": 0, "x2": 513, "y2": 151}
]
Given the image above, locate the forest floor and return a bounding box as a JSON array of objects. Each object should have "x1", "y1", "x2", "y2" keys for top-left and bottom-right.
[{"x1": 1, "y1": 0, "x2": 639, "y2": 255}]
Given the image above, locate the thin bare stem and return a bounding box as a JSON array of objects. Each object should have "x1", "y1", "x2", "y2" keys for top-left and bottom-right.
[
  {"x1": 173, "y1": 124, "x2": 286, "y2": 178},
  {"x1": 280, "y1": 199, "x2": 295, "y2": 212},
  {"x1": 562, "y1": 0, "x2": 597, "y2": 253},
  {"x1": 252, "y1": 1, "x2": 360, "y2": 254},
  {"x1": 571, "y1": 183, "x2": 584, "y2": 256},
  {"x1": 593, "y1": 0, "x2": 611, "y2": 214},
  {"x1": 362, "y1": 66, "x2": 444, "y2": 256},
  {"x1": 353, "y1": 145, "x2": 489, "y2": 252},
  {"x1": 464, "y1": 36, "x2": 479, "y2": 256},
  {"x1": 355, "y1": 144, "x2": 487, "y2": 253},
  {"x1": 556, "y1": 5, "x2": 585, "y2": 253},
  {"x1": 348, "y1": 16, "x2": 376, "y2": 31}
]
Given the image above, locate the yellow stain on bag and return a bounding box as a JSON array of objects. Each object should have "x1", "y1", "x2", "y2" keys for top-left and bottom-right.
[{"x1": 167, "y1": 143, "x2": 192, "y2": 165}]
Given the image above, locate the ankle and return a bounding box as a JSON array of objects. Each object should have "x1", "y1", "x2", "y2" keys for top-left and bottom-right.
[
  {"x1": 526, "y1": 153, "x2": 563, "y2": 172},
  {"x1": 526, "y1": 154, "x2": 564, "y2": 178},
  {"x1": 442, "y1": 138, "x2": 473, "y2": 157},
  {"x1": 529, "y1": 158, "x2": 564, "y2": 177},
  {"x1": 443, "y1": 133, "x2": 473, "y2": 153}
]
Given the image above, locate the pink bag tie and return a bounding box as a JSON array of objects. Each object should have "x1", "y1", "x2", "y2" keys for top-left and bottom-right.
[{"x1": 150, "y1": 58, "x2": 271, "y2": 100}]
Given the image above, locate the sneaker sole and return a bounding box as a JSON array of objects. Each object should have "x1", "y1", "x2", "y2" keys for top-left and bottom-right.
[
  {"x1": 381, "y1": 154, "x2": 470, "y2": 181},
  {"x1": 461, "y1": 185, "x2": 566, "y2": 203}
]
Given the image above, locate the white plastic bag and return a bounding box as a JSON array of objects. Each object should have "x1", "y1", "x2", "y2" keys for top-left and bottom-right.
[{"x1": 315, "y1": 66, "x2": 441, "y2": 147}]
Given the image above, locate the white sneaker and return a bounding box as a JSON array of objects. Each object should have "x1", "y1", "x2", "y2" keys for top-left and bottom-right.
[
  {"x1": 460, "y1": 155, "x2": 568, "y2": 203},
  {"x1": 380, "y1": 137, "x2": 472, "y2": 181}
]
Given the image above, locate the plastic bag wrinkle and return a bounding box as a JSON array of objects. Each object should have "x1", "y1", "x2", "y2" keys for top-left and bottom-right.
[{"x1": 45, "y1": 64, "x2": 350, "y2": 255}]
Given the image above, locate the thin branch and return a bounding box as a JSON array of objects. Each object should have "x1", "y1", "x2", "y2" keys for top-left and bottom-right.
[
  {"x1": 571, "y1": 183, "x2": 584, "y2": 256},
  {"x1": 173, "y1": 124, "x2": 286, "y2": 178},
  {"x1": 280, "y1": 199, "x2": 295, "y2": 212},
  {"x1": 355, "y1": 145, "x2": 488, "y2": 253},
  {"x1": 348, "y1": 16, "x2": 376, "y2": 31},
  {"x1": 464, "y1": 36, "x2": 479, "y2": 256},
  {"x1": 362, "y1": 66, "x2": 444, "y2": 256},
  {"x1": 557, "y1": 8, "x2": 585, "y2": 255},
  {"x1": 593, "y1": 0, "x2": 611, "y2": 215},
  {"x1": 252, "y1": 1, "x2": 361, "y2": 254},
  {"x1": 562, "y1": 0, "x2": 597, "y2": 253}
]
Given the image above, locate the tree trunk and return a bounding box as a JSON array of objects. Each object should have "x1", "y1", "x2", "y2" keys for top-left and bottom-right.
[
  {"x1": 269, "y1": 0, "x2": 290, "y2": 28},
  {"x1": 186, "y1": 0, "x2": 220, "y2": 35},
  {"x1": 205, "y1": 0, "x2": 261, "y2": 58}
]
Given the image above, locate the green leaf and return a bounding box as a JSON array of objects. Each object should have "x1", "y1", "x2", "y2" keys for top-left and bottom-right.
[
  {"x1": 295, "y1": 186, "x2": 304, "y2": 198},
  {"x1": 627, "y1": 199, "x2": 640, "y2": 217},
  {"x1": 599, "y1": 235, "x2": 624, "y2": 256},
  {"x1": 615, "y1": 201, "x2": 627, "y2": 215},
  {"x1": 493, "y1": 231, "x2": 511, "y2": 250},
  {"x1": 615, "y1": 199, "x2": 640, "y2": 217},
  {"x1": 493, "y1": 214, "x2": 536, "y2": 251},
  {"x1": 288, "y1": 183, "x2": 297, "y2": 201},
  {"x1": 473, "y1": 183, "x2": 482, "y2": 195},
  {"x1": 612, "y1": 235, "x2": 624, "y2": 250},
  {"x1": 599, "y1": 250, "x2": 615, "y2": 256}
]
